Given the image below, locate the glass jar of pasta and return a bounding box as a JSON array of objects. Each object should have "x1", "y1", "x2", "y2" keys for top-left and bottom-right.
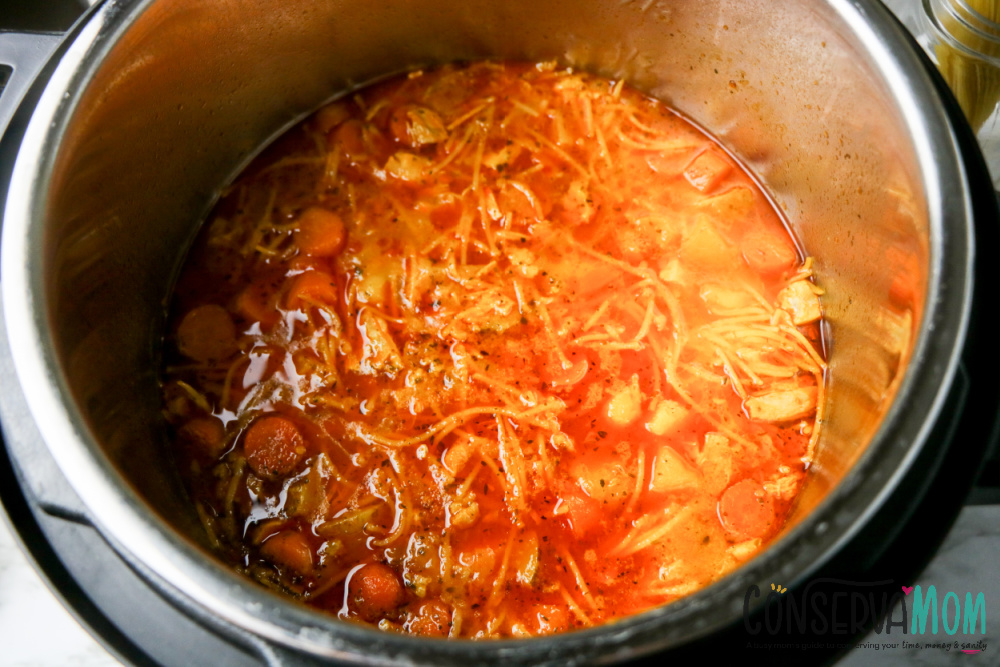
[{"x1": 912, "y1": 0, "x2": 1000, "y2": 187}]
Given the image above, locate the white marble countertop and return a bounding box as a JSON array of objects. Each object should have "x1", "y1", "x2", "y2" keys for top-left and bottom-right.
[{"x1": 0, "y1": 515, "x2": 120, "y2": 667}]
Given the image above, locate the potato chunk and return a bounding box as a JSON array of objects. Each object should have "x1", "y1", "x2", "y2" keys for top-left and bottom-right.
[
  {"x1": 645, "y1": 400, "x2": 688, "y2": 436},
  {"x1": 507, "y1": 247, "x2": 540, "y2": 278},
  {"x1": 680, "y1": 215, "x2": 739, "y2": 272},
  {"x1": 511, "y1": 531, "x2": 540, "y2": 587},
  {"x1": 697, "y1": 186, "x2": 754, "y2": 224},
  {"x1": 727, "y1": 538, "x2": 762, "y2": 562},
  {"x1": 607, "y1": 375, "x2": 643, "y2": 426},
  {"x1": 572, "y1": 456, "x2": 632, "y2": 504},
  {"x1": 448, "y1": 494, "x2": 480, "y2": 528},
  {"x1": 777, "y1": 280, "x2": 822, "y2": 325},
  {"x1": 454, "y1": 546, "x2": 497, "y2": 599},
  {"x1": 695, "y1": 432, "x2": 737, "y2": 495},
  {"x1": 745, "y1": 386, "x2": 818, "y2": 423},
  {"x1": 390, "y1": 106, "x2": 448, "y2": 147},
  {"x1": 649, "y1": 446, "x2": 700, "y2": 493},
  {"x1": 699, "y1": 283, "x2": 756, "y2": 313},
  {"x1": 356, "y1": 310, "x2": 403, "y2": 376},
  {"x1": 684, "y1": 149, "x2": 732, "y2": 191},
  {"x1": 385, "y1": 152, "x2": 433, "y2": 181}
]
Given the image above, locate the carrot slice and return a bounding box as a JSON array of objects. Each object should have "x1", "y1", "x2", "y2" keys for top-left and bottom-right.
[
  {"x1": 178, "y1": 417, "x2": 226, "y2": 458},
  {"x1": 243, "y1": 415, "x2": 306, "y2": 477},
  {"x1": 176, "y1": 304, "x2": 237, "y2": 363},
  {"x1": 234, "y1": 278, "x2": 280, "y2": 328},
  {"x1": 295, "y1": 207, "x2": 346, "y2": 257},
  {"x1": 718, "y1": 479, "x2": 776, "y2": 539},
  {"x1": 741, "y1": 228, "x2": 797, "y2": 277},
  {"x1": 348, "y1": 563, "x2": 406, "y2": 622},
  {"x1": 260, "y1": 531, "x2": 314, "y2": 574},
  {"x1": 285, "y1": 270, "x2": 339, "y2": 310},
  {"x1": 314, "y1": 102, "x2": 350, "y2": 135},
  {"x1": 332, "y1": 119, "x2": 366, "y2": 162}
]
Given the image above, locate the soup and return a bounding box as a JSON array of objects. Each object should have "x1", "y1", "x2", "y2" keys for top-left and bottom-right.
[{"x1": 161, "y1": 61, "x2": 825, "y2": 638}]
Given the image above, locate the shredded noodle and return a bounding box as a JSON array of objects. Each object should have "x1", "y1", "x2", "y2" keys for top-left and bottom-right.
[{"x1": 161, "y1": 61, "x2": 828, "y2": 639}]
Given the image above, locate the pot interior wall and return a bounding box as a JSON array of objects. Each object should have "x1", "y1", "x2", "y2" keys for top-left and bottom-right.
[{"x1": 42, "y1": 0, "x2": 925, "y2": 555}]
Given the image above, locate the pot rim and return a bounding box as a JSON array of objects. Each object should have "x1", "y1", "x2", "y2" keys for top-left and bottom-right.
[{"x1": 0, "y1": 0, "x2": 977, "y2": 662}]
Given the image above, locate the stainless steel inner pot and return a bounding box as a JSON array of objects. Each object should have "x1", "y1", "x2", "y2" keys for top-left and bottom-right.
[{"x1": 0, "y1": 0, "x2": 986, "y2": 663}]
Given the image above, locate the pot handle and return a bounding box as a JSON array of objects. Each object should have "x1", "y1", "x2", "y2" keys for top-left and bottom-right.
[{"x1": 0, "y1": 31, "x2": 64, "y2": 142}]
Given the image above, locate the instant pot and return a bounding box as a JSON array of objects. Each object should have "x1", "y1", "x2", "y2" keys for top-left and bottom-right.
[{"x1": 2, "y1": 0, "x2": 999, "y2": 664}]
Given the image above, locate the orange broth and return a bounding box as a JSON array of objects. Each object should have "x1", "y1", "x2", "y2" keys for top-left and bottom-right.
[{"x1": 161, "y1": 61, "x2": 826, "y2": 638}]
